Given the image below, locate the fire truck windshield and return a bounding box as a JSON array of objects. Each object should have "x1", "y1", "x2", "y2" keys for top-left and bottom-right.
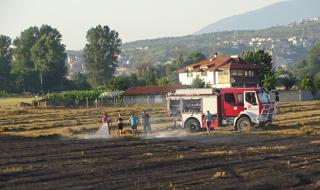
[{"x1": 258, "y1": 91, "x2": 271, "y2": 104}]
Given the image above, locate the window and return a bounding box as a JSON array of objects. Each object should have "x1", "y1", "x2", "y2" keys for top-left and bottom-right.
[
  {"x1": 245, "y1": 92, "x2": 257, "y2": 105},
  {"x1": 187, "y1": 71, "x2": 193, "y2": 77},
  {"x1": 231, "y1": 70, "x2": 238, "y2": 76},
  {"x1": 245, "y1": 70, "x2": 254, "y2": 77},
  {"x1": 237, "y1": 93, "x2": 244, "y2": 105},
  {"x1": 170, "y1": 100, "x2": 181, "y2": 116},
  {"x1": 200, "y1": 68, "x2": 208, "y2": 76},
  {"x1": 183, "y1": 99, "x2": 201, "y2": 113},
  {"x1": 218, "y1": 70, "x2": 230, "y2": 76},
  {"x1": 223, "y1": 70, "x2": 229, "y2": 75},
  {"x1": 238, "y1": 70, "x2": 245, "y2": 76},
  {"x1": 232, "y1": 70, "x2": 245, "y2": 76},
  {"x1": 224, "y1": 93, "x2": 236, "y2": 105}
]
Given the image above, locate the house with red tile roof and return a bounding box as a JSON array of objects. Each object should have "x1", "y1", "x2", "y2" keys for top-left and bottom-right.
[
  {"x1": 178, "y1": 55, "x2": 261, "y2": 88},
  {"x1": 123, "y1": 85, "x2": 185, "y2": 104}
]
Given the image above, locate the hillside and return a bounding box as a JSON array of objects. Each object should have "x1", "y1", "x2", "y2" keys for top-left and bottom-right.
[
  {"x1": 67, "y1": 19, "x2": 320, "y2": 72},
  {"x1": 195, "y1": 0, "x2": 320, "y2": 34},
  {"x1": 121, "y1": 20, "x2": 320, "y2": 69}
]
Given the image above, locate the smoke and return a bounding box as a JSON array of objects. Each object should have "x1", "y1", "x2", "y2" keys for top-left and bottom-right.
[
  {"x1": 145, "y1": 129, "x2": 189, "y2": 139},
  {"x1": 83, "y1": 124, "x2": 112, "y2": 139}
]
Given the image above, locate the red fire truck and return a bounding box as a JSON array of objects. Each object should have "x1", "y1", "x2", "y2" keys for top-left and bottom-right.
[{"x1": 167, "y1": 88, "x2": 279, "y2": 131}]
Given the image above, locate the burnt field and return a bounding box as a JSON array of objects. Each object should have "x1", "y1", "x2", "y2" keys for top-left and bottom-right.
[
  {"x1": 1, "y1": 135, "x2": 320, "y2": 190},
  {"x1": 0, "y1": 101, "x2": 320, "y2": 189}
]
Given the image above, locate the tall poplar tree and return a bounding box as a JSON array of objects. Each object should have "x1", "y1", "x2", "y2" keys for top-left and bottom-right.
[{"x1": 83, "y1": 25, "x2": 121, "y2": 87}]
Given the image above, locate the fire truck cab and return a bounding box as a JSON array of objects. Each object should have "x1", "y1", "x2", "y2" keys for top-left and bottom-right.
[{"x1": 167, "y1": 87, "x2": 279, "y2": 131}]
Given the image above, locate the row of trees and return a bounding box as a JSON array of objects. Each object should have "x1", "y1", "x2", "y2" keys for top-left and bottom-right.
[
  {"x1": 290, "y1": 43, "x2": 320, "y2": 91},
  {"x1": 1, "y1": 23, "x2": 319, "y2": 95},
  {"x1": 0, "y1": 25, "x2": 67, "y2": 93},
  {"x1": 0, "y1": 25, "x2": 122, "y2": 94}
]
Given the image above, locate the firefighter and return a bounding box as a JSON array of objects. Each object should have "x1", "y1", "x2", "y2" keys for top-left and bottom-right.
[
  {"x1": 204, "y1": 110, "x2": 213, "y2": 134},
  {"x1": 142, "y1": 110, "x2": 152, "y2": 135}
]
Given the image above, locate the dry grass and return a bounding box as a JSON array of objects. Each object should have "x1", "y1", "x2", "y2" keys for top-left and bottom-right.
[
  {"x1": 0, "y1": 100, "x2": 319, "y2": 138},
  {"x1": 0, "y1": 104, "x2": 169, "y2": 138},
  {"x1": 0, "y1": 97, "x2": 34, "y2": 107}
]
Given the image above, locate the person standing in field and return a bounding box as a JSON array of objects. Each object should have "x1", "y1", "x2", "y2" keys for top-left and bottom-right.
[
  {"x1": 101, "y1": 112, "x2": 111, "y2": 135},
  {"x1": 129, "y1": 113, "x2": 138, "y2": 134},
  {"x1": 142, "y1": 110, "x2": 152, "y2": 135},
  {"x1": 116, "y1": 114, "x2": 124, "y2": 136},
  {"x1": 204, "y1": 110, "x2": 213, "y2": 134}
]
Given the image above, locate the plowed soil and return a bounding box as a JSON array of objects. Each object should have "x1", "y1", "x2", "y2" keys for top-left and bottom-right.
[{"x1": 0, "y1": 101, "x2": 320, "y2": 189}]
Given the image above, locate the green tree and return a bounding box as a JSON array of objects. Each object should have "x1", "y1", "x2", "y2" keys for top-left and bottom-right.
[
  {"x1": 164, "y1": 60, "x2": 180, "y2": 84},
  {"x1": 191, "y1": 75, "x2": 205, "y2": 88},
  {"x1": 313, "y1": 72, "x2": 320, "y2": 90},
  {"x1": 281, "y1": 76, "x2": 296, "y2": 90},
  {"x1": 83, "y1": 25, "x2": 121, "y2": 87},
  {"x1": 275, "y1": 71, "x2": 296, "y2": 90},
  {"x1": 107, "y1": 76, "x2": 125, "y2": 91},
  {"x1": 183, "y1": 51, "x2": 206, "y2": 66},
  {"x1": 136, "y1": 59, "x2": 157, "y2": 85},
  {"x1": 31, "y1": 26, "x2": 67, "y2": 93},
  {"x1": 11, "y1": 27, "x2": 40, "y2": 92},
  {"x1": 241, "y1": 50, "x2": 274, "y2": 89},
  {"x1": 157, "y1": 77, "x2": 170, "y2": 86},
  {"x1": 70, "y1": 72, "x2": 91, "y2": 90},
  {"x1": 0, "y1": 35, "x2": 12, "y2": 91},
  {"x1": 12, "y1": 25, "x2": 66, "y2": 93},
  {"x1": 261, "y1": 74, "x2": 276, "y2": 91},
  {"x1": 291, "y1": 43, "x2": 320, "y2": 80},
  {"x1": 176, "y1": 48, "x2": 184, "y2": 66},
  {"x1": 306, "y1": 43, "x2": 320, "y2": 75},
  {"x1": 290, "y1": 60, "x2": 310, "y2": 80},
  {"x1": 299, "y1": 75, "x2": 314, "y2": 90}
]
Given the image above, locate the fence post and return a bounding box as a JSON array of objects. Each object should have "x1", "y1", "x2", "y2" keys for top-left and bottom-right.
[{"x1": 86, "y1": 97, "x2": 89, "y2": 109}]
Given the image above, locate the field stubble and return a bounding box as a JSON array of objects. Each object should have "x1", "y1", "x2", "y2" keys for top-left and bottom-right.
[{"x1": 0, "y1": 100, "x2": 320, "y2": 189}]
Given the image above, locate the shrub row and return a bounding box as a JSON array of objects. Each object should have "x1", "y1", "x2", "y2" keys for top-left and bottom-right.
[{"x1": 43, "y1": 90, "x2": 103, "y2": 106}]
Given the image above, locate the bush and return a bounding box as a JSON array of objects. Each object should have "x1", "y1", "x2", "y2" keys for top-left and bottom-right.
[
  {"x1": 0, "y1": 91, "x2": 14, "y2": 98},
  {"x1": 44, "y1": 90, "x2": 103, "y2": 106},
  {"x1": 191, "y1": 75, "x2": 205, "y2": 88}
]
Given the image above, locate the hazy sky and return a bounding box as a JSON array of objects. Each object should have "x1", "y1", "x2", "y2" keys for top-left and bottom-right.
[{"x1": 0, "y1": 0, "x2": 283, "y2": 50}]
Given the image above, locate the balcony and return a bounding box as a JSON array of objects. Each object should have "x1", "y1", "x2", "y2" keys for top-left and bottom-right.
[{"x1": 230, "y1": 75, "x2": 259, "y2": 86}]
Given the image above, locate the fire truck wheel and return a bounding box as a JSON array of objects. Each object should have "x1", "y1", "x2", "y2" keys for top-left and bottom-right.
[
  {"x1": 184, "y1": 118, "x2": 200, "y2": 132},
  {"x1": 236, "y1": 116, "x2": 252, "y2": 131}
]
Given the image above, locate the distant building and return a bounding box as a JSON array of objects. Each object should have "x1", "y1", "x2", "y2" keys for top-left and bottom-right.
[
  {"x1": 274, "y1": 56, "x2": 294, "y2": 70},
  {"x1": 178, "y1": 55, "x2": 261, "y2": 88},
  {"x1": 66, "y1": 55, "x2": 85, "y2": 75}
]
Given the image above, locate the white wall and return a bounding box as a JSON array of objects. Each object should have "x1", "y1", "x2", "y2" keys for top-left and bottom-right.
[
  {"x1": 179, "y1": 71, "x2": 215, "y2": 86},
  {"x1": 179, "y1": 73, "x2": 193, "y2": 85},
  {"x1": 179, "y1": 71, "x2": 231, "y2": 88}
]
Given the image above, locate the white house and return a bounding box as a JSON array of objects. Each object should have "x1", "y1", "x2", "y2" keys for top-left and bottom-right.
[{"x1": 178, "y1": 55, "x2": 261, "y2": 88}]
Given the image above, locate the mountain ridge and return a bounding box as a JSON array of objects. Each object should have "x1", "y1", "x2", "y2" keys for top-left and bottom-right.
[{"x1": 195, "y1": 0, "x2": 320, "y2": 35}]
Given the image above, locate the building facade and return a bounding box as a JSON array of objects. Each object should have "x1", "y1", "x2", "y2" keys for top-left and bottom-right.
[{"x1": 178, "y1": 55, "x2": 261, "y2": 88}]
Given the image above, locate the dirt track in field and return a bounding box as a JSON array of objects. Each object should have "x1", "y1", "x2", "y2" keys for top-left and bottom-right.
[
  {"x1": 0, "y1": 135, "x2": 320, "y2": 190},
  {"x1": 0, "y1": 101, "x2": 320, "y2": 189}
]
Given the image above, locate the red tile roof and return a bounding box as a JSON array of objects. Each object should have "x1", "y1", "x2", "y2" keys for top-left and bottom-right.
[
  {"x1": 123, "y1": 85, "x2": 186, "y2": 96},
  {"x1": 178, "y1": 55, "x2": 261, "y2": 73}
]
